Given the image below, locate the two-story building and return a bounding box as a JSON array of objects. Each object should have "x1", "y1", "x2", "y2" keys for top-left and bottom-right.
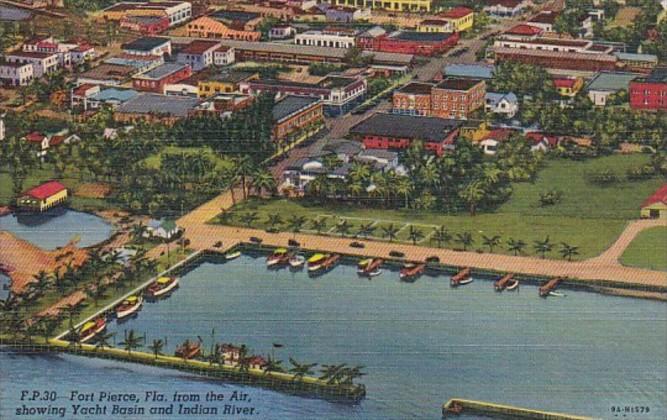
[
  {"x1": 3, "y1": 51, "x2": 59, "y2": 78},
  {"x1": 176, "y1": 40, "x2": 222, "y2": 71},
  {"x1": 392, "y1": 82, "x2": 434, "y2": 116},
  {"x1": 121, "y1": 36, "x2": 172, "y2": 57},
  {"x1": 198, "y1": 70, "x2": 259, "y2": 98},
  {"x1": 328, "y1": 0, "x2": 432, "y2": 12},
  {"x1": 272, "y1": 95, "x2": 324, "y2": 141},
  {"x1": 438, "y1": 6, "x2": 474, "y2": 31},
  {"x1": 132, "y1": 62, "x2": 192, "y2": 94},
  {"x1": 629, "y1": 67, "x2": 667, "y2": 111},
  {"x1": 362, "y1": 31, "x2": 459, "y2": 56},
  {"x1": 101, "y1": 1, "x2": 192, "y2": 27},
  {"x1": 431, "y1": 77, "x2": 486, "y2": 120},
  {"x1": 0, "y1": 61, "x2": 34, "y2": 86},
  {"x1": 295, "y1": 28, "x2": 357, "y2": 49}
]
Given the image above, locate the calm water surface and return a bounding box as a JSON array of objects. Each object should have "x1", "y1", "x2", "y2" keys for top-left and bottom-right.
[
  {"x1": 0, "y1": 208, "x2": 113, "y2": 250},
  {"x1": 2, "y1": 254, "x2": 665, "y2": 419}
]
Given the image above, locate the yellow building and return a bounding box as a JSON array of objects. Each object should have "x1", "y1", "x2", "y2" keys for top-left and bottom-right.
[
  {"x1": 554, "y1": 77, "x2": 584, "y2": 97},
  {"x1": 640, "y1": 185, "x2": 667, "y2": 219},
  {"x1": 417, "y1": 19, "x2": 452, "y2": 33},
  {"x1": 330, "y1": 0, "x2": 432, "y2": 12},
  {"x1": 17, "y1": 181, "x2": 68, "y2": 212},
  {"x1": 439, "y1": 7, "x2": 474, "y2": 32},
  {"x1": 198, "y1": 71, "x2": 259, "y2": 98}
]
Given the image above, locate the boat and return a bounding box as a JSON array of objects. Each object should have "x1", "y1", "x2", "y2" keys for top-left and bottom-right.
[
  {"x1": 307, "y1": 253, "x2": 327, "y2": 272},
  {"x1": 267, "y1": 248, "x2": 290, "y2": 267},
  {"x1": 506, "y1": 279, "x2": 520, "y2": 291},
  {"x1": 400, "y1": 263, "x2": 425, "y2": 282},
  {"x1": 225, "y1": 251, "x2": 241, "y2": 260},
  {"x1": 318, "y1": 254, "x2": 340, "y2": 272},
  {"x1": 78, "y1": 317, "x2": 106, "y2": 343},
  {"x1": 548, "y1": 291, "x2": 566, "y2": 297},
  {"x1": 451, "y1": 267, "x2": 472, "y2": 287},
  {"x1": 539, "y1": 277, "x2": 562, "y2": 297},
  {"x1": 146, "y1": 276, "x2": 179, "y2": 298},
  {"x1": 175, "y1": 339, "x2": 201, "y2": 360},
  {"x1": 289, "y1": 254, "x2": 306, "y2": 269},
  {"x1": 358, "y1": 258, "x2": 383, "y2": 277},
  {"x1": 494, "y1": 273, "x2": 514, "y2": 292},
  {"x1": 115, "y1": 295, "x2": 143, "y2": 319},
  {"x1": 357, "y1": 258, "x2": 372, "y2": 269}
]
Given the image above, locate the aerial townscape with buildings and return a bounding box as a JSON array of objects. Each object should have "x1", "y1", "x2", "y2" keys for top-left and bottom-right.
[{"x1": 0, "y1": 1, "x2": 666, "y2": 419}]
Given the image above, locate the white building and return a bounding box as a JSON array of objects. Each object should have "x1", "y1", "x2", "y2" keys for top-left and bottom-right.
[
  {"x1": 269, "y1": 25, "x2": 296, "y2": 40},
  {"x1": 213, "y1": 46, "x2": 235, "y2": 66},
  {"x1": 4, "y1": 51, "x2": 59, "y2": 78},
  {"x1": 103, "y1": 1, "x2": 192, "y2": 27},
  {"x1": 121, "y1": 37, "x2": 172, "y2": 57},
  {"x1": 483, "y1": 0, "x2": 531, "y2": 17},
  {"x1": 0, "y1": 62, "x2": 34, "y2": 86},
  {"x1": 176, "y1": 40, "x2": 221, "y2": 71},
  {"x1": 294, "y1": 29, "x2": 357, "y2": 49},
  {"x1": 485, "y1": 92, "x2": 519, "y2": 118}
]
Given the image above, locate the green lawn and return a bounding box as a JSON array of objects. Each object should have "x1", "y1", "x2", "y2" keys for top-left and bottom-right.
[
  {"x1": 214, "y1": 155, "x2": 664, "y2": 260},
  {"x1": 620, "y1": 227, "x2": 667, "y2": 271},
  {"x1": 143, "y1": 146, "x2": 234, "y2": 170}
]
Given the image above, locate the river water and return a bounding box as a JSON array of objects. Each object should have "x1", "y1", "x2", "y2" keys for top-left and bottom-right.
[
  {"x1": 0, "y1": 208, "x2": 113, "y2": 250},
  {"x1": 1, "y1": 254, "x2": 665, "y2": 419}
]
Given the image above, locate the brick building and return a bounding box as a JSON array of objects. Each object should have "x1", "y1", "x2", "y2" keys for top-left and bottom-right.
[
  {"x1": 272, "y1": 95, "x2": 324, "y2": 140},
  {"x1": 392, "y1": 82, "x2": 434, "y2": 116},
  {"x1": 120, "y1": 15, "x2": 171, "y2": 35},
  {"x1": 431, "y1": 78, "x2": 485, "y2": 119},
  {"x1": 362, "y1": 31, "x2": 459, "y2": 57},
  {"x1": 132, "y1": 63, "x2": 192, "y2": 94},
  {"x1": 629, "y1": 67, "x2": 667, "y2": 111}
]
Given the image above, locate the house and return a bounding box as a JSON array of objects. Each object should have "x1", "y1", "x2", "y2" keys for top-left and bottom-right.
[
  {"x1": 132, "y1": 63, "x2": 192, "y2": 94},
  {"x1": 3, "y1": 51, "x2": 59, "y2": 78},
  {"x1": 525, "y1": 131, "x2": 558, "y2": 153},
  {"x1": 442, "y1": 63, "x2": 494, "y2": 80},
  {"x1": 282, "y1": 157, "x2": 327, "y2": 190},
  {"x1": 629, "y1": 67, "x2": 667, "y2": 111},
  {"x1": 362, "y1": 31, "x2": 459, "y2": 57},
  {"x1": 485, "y1": 92, "x2": 518, "y2": 118},
  {"x1": 16, "y1": 181, "x2": 68, "y2": 212},
  {"x1": 553, "y1": 77, "x2": 584, "y2": 97},
  {"x1": 392, "y1": 82, "x2": 434, "y2": 116},
  {"x1": 185, "y1": 14, "x2": 261, "y2": 41},
  {"x1": 328, "y1": 0, "x2": 431, "y2": 12},
  {"x1": 294, "y1": 28, "x2": 358, "y2": 49},
  {"x1": 349, "y1": 113, "x2": 462, "y2": 156},
  {"x1": 104, "y1": 53, "x2": 164, "y2": 73},
  {"x1": 585, "y1": 72, "x2": 638, "y2": 106},
  {"x1": 241, "y1": 76, "x2": 367, "y2": 117},
  {"x1": 417, "y1": 19, "x2": 453, "y2": 33},
  {"x1": 355, "y1": 149, "x2": 404, "y2": 174},
  {"x1": 70, "y1": 83, "x2": 101, "y2": 110},
  {"x1": 121, "y1": 37, "x2": 172, "y2": 57},
  {"x1": 356, "y1": 26, "x2": 386, "y2": 50},
  {"x1": 431, "y1": 77, "x2": 486, "y2": 120},
  {"x1": 77, "y1": 64, "x2": 136, "y2": 86},
  {"x1": 23, "y1": 132, "x2": 49, "y2": 157},
  {"x1": 220, "y1": 344, "x2": 241, "y2": 365},
  {"x1": 272, "y1": 95, "x2": 324, "y2": 141},
  {"x1": 478, "y1": 128, "x2": 516, "y2": 155},
  {"x1": 483, "y1": 0, "x2": 530, "y2": 17},
  {"x1": 213, "y1": 46, "x2": 235, "y2": 66},
  {"x1": 101, "y1": 1, "x2": 192, "y2": 27},
  {"x1": 247, "y1": 356, "x2": 267, "y2": 371},
  {"x1": 640, "y1": 184, "x2": 667, "y2": 219},
  {"x1": 0, "y1": 61, "x2": 34, "y2": 87},
  {"x1": 193, "y1": 93, "x2": 253, "y2": 118},
  {"x1": 526, "y1": 11, "x2": 559, "y2": 32},
  {"x1": 325, "y1": 6, "x2": 370, "y2": 23},
  {"x1": 176, "y1": 40, "x2": 222, "y2": 71},
  {"x1": 503, "y1": 23, "x2": 543, "y2": 38},
  {"x1": 20, "y1": 36, "x2": 94, "y2": 67},
  {"x1": 114, "y1": 93, "x2": 200, "y2": 125},
  {"x1": 322, "y1": 139, "x2": 363, "y2": 162},
  {"x1": 87, "y1": 88, "x2": 139, "y2": 110},
  {"x1": 198, "y1": 71, "x2": 259, "y2": 98},
  {"x1": 438, "y1": 6, "x2": 474, "y2": 32},
  {"x1": 144, "y1": 218, "x2": 181, "y2": 240},
  {"x1": 269, "y1": 25, "x2": 296, "y2": 40}
]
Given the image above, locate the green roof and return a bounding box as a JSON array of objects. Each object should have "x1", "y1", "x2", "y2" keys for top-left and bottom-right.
[{"x1": 161, "y1": 219, "x2": 177, "y2": 231}]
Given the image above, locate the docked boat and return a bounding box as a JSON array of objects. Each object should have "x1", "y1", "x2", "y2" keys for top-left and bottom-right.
[
  {"x1": 548, "y1": 291, "x2": 566, "y2": 297},
  {"x1": 506, "y1": 279, "x2": 520, "y2": 291},
  {"x1": 539, "y1": 277, "x2": 562, "y2": 297},
  {"x1": 146, "y1": 276, "x2": 179, "y2": 298},
  {"x1": 267, "y1": 248, "x2": 290, "y2": 267},
  {"x1": 357, "y1": 258, "x2": 372, "y2": 269},
  {"x1": 175, "y1": 339, "x2": 201, "y2": 360},
  {"x1": 494, "y1": 274, "x2": 514, "y2": 292},
  {"x1": 225, "y1": 251, "x2": 241, "y2": 260},
  {"x1": 289, "y1": 254, "x2": 306, "y2": 269},
  {"x1": 451, "y1": 267, "x2": 472, "y2": 287},
  {"x1": 358, "y1": 258, "x2": 383, "y2": 277},
  {"x1": 115, "y1": 295, "x2": 143, "y2": 319},
  {"x1": 400, "y1": 263, "x2": 425, "y2": 282},
  {"x1": 318, "y1": 254, "x2": 340, "y2": 272},
  {"x1": 307, "y1": 253, "x2": 327, "y2": 272},
  {"x1": 78, "y1": 317, "x2": 106, "y2": 343}
]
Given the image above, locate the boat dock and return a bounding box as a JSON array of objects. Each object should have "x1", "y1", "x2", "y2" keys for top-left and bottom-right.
[
  {"x1": 442, "y1": 398, "x2": 594, "y2": 419},
  {"x1": 539, "y1": 277, "x2": 562, "y2": 297}
]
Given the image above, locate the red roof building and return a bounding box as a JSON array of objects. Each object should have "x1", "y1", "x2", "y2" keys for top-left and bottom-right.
[
  {"x1": 629, "y1": 67, "x2": 667, "y2": 111},
  {"x1": 505, "y1": 24, "x2": 543, "y2": 37},
  {"x1": 17, "y1": 181, "x2": 68, "y2": 212},
  {"x1": 25, "y1": 181, "x2": 67, "y2": 200},
  {"x1": 640, "y1": 184, "x2": 667, "y2": 219},
  {"x1": 440, "y1": 6, "x2": 474, "y2": 19}
]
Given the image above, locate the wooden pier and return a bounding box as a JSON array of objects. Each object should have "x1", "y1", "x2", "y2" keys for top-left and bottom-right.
[{"x1": 442, "y1": 398, "x2": 594, "y2": 419}]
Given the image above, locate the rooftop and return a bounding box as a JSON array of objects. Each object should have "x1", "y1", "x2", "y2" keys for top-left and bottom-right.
[
  {"x1": 641, "y1": 184, "x2": 667, "y2": 208},
  {"x1": 210, "y1": 9, "x2": 260, "y2": 23},
  {"x1": 79, "y1": 64, "x2": 135, "y2": 81},
  {"x1": 23, "y1": 181, "x2": 66, "y2": 200},
  {"x1": 615, "y1": 52, "x2": 659, "y2": 63},
  {"x1": 179, "y1": 40, "x2": 221, "y2": 55},
  {"x1": 585, "y1": 72, "x2": 640, "y2": 92},
  {"x1": 116, "y1": 93, "x2": 199, "y2": 117},
  {"x1": 443, "y1": 63, "x2": 494, "y2": 79},
  {"x1": 208, "y1": 70, "x2": 257, "y2": 83},
  {"x1": 389, "y1": 31, "x2": 455, "y2": 42},
  {"x1": 0, "y1": 5, "x2": 32, "y2": 21},
  {"x1": 435, "y1": 77, "x2": 483, "y2": 91},
  {"x1": 272, "y1": 95, "x2": 321, "y2": 122},
  {"x1": 505, "y1": 24, "x2": 543, "y2": 36},
  {"x1": 121, "y1": 37, "x2": 170, "y2": 52},
  {"x1": 349, "y1": 113, "x2": 462, "y2": 143},
  {"x1": 439, "y1": 6, "x2": 473, "y2": 19},
  {"x1": 90, "y1": 88, "x2": 139, "y2": 103},
  {"x1": 135, "y1": 62, "x2": 189, "y2": 80},
  {"x1": 528, "y1": 11, "x2": 559, "y2": 24},
  {"x1": 646, "y1": 67, "x2": 667, "y2": 83},
  {"x1": 396, "y1": 82, "x2": 434, "y2": 95},
  {"x1": 6, "y1": 51, "x2": 57, "y2": 59}
]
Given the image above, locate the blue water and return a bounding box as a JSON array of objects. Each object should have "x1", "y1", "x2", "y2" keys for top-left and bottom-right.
[
  {"x1": 2, "y1": 254, "x2": 666, "y2": 419},
  {"x1": 0, "y1": 208, "x2": 113, "y2": 250}
]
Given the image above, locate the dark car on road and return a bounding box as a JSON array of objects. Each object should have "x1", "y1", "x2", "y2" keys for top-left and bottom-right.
[{"x1": 350, "y1": 241, "x2": 365, "y2": 248}]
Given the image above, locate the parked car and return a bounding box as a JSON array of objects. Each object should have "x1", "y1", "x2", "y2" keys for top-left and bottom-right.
[
  {"x1": 213, "y1": 241, "x2": 223, "y2": 248},
  {"x1": 350, "y1": 241, "x2": 365, "y2": 248},
  {"x1": 425, "y1": 255, "x2": 440, "y2": 263},
  {"x1": 249, "y1": 236, "x2": 263, "y2": 244},
  {"x1": 389, "y1": 250, "x2": 405, "y2": 258},
  {"x1": 288, "y1": 239, "x2": 300, "y2": 247}
]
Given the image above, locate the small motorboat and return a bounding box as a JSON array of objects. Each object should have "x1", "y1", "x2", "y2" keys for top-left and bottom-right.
[
  {"x1": 317, "y1": 254, "x2": 340, "y2": 273},
  {"x1": 175, "y1": 339, "x2": 201, "y2": 360},
  {"x1": 357, "y1": 258, "x2": 372, "y2": 269},
  {"x1": 548, "y1": 291, "x2": 566, "y2": 297},
  {"x1": 451, "y1": 267, "x2": 472, "y2": 287},
  {"x1": 146, "y1": 276, "x2": 179, "y2": 298},
  {"x1": 225, "y1": 251, "x2": 241, "y2": 260},
  {"x1": 115, "y1": 295, "x2": 143, "y2": 319},
  {"x1": 358, "y1": 258, "x2": 383, "y2": 277},
  {"x1": 78, "y1": 317, "x2": 106, "y2": 343},
  {"x1": 506, "y1": 279, "x2": 520, "y2": 291},
  {"x1": 267, "y1": 248, "x2": 289, "y2": 267},
  {"x1": 289, "y1": 254, "x2": 306, "y2": 269},
  {"x1": 307, "y1": 253, "x2": 327, "y2": 272},
  {"x1": 494, "y1": 274, "x2": 514, "y2": 292},
  {"x1": 539, "y1": 277, "x2": 562, "y2": 297},
  {"x1": 400, "y1": 263, "x2": 425, "y2": 282}
]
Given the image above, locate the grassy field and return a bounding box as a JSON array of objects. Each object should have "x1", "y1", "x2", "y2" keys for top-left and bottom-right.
[
  {"x1": 620, "y1": 227, "x2": 667, "y2": 271},
  {"x1": 143, "y1": 146, "x2": 233, "y2": 171},
  {"x1": 215, "y1": 155, "x2": 664, "y2": 260}
]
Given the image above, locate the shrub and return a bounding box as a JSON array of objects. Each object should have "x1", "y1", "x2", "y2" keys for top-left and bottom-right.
[
  {"x1": 585, "y1": 169, "x2": 619, "y2": 186},
  {"x1": 626, "y1": 165, "x2": 656, "y2": 181},
  {"x1": 539, "y1": 189, "x2": 563, "y2": 207}
]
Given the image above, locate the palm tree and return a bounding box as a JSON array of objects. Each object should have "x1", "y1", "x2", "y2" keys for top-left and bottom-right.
[
  {"x1": 533, "y1": 236, "x2": 553, "y2": 259},
  {"x1": 289, "y1": 358, "x2": 318, "y2": 382},
  {"x1": 130, "y1": 222, "x2": 147, "y2": 242},
  {"x1": 95, "y1": 331, "x2": 115, "y2": 351},
  {"x1": 30, "y1": 270, "x2": 52, "y2": 298},
  {"x1": 319, "y1": 363, "x2": 347, "y2": 384},
  {"x1": 263, "y1": 356, "x2": 284, "y2": 375},
  {"x1": 287, "y1": 215, "x2": 307, "y2": 236},
  {"x1": 148, "y1": 339, "x2": 165, "y2": 360},
  {"x1": 335, "y1": 219, "x2": 352, "y2": 237},
  {"x1": 266, "y1": 213, "x2": 283, "y2": 230},
  {"x1": 459, "y1": 180, "x2": 486, "y2": 216},
  {"x1": 239, "y1": 212, "x2": 259, "y2": 228},
  {"x1": 251, "y1": 168, "x2": 276, "y2": 196},
  {"x1": 482, "y1": 235, "x2": 502, "y2": 253},
  {"x1": 357, "y1": 222, "x2": 376, "y2": 239},
  {"x1": 407, "y1": 225, "x2": 424, "y2": 245},
  {"x1": 395, "y1": 177, "x2": 413, "y2": 209},
  {"x1": 237, "y1": 344, "x2": 251, "y2": 372},
  {"x1": 381, "y1": 224, "x2": 400, "y2": 242},
  {"x1": 340, "y1": 365, "x2": 366, "y2": 385},
  {"x1": 507, "y1": 238, "x2": 527, "y2": 256},
  {"x1": 62, "y1": 302, "x2": 84, "y2": 333},
  {"x1": 233, "y1": 155, "x2": 255, "y2": 200},
  {"x1": 431, "y1": 226, "x2": 452, "y2": 248},
  {"x1": 119, "y1": 329, "x2": 144, "y2": 354},
  {"x1": 455, "y1": 232, "x2": 474, "y2": 251},
  {"x1": 559, "y1": 243, "x2": 579, "y2": 261},
  {"x1": 310, "y1": 217, "x2": 328, "y2": 234}
]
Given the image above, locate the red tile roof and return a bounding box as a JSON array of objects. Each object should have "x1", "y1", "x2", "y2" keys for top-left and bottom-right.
[
  {"x1": 440, "y1": 6, "x2": 473, "y2": 19},
  {"x1": 482, "y1": 128, "x2": 516, "y2": 141},
  {"x1": 553, "y1": 78, "x2": 577, "y2": 88},
  {"x1": 180, "y1": 40, "x2": 221, "y2": 55},
  {"x1": 24, "y1": 181, "x2": 66, "y2": 200},
  {"x1": 24, "y1": 132, "x2": 46, "y2": 143},
  {"x1": 525, "y1": 132, "x2": 559, "y2": 147},
  {"x1": 641, "y1": 184, "x2": 667, "y2": 208},
  {"x1": 505, "y1": 24, "x2": 543, "y2": 36}
]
